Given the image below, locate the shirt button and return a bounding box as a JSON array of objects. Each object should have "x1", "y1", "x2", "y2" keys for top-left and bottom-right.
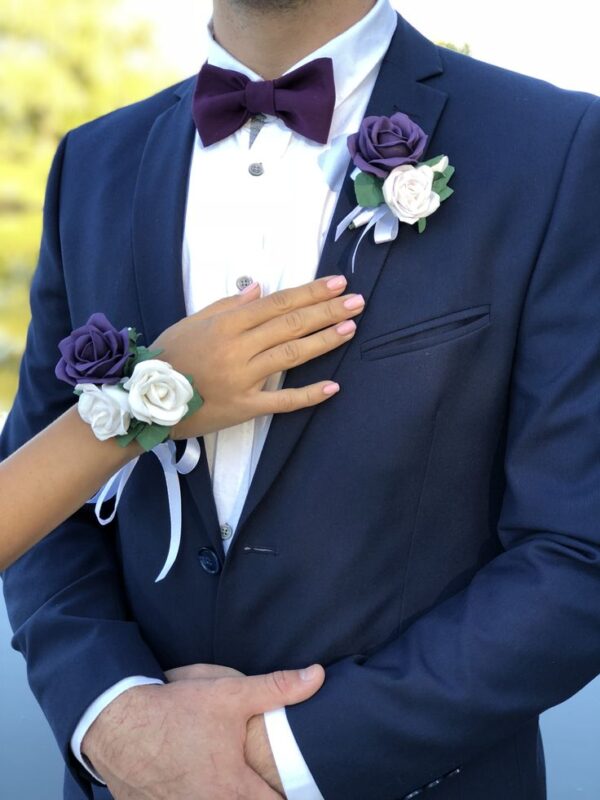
[
  {"x1": 220, "y1": 523, "x2": 233, "y2": 541},
  {"x1": 248, "y1": 162, "x2": 264, "y2": 176},
  {"x1": 236, "y1": 275, "x2": 254, "y2": 292},
  {"x1": 197, "y1": 547, "x2": 221, "y2": 575}
]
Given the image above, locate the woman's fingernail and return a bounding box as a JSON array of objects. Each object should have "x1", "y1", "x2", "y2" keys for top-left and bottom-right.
[
  {"x1": 322, "y1": 382, "x2": 340, "y2": 396},
  {"x1": 336, "y1": 320, "x2": 357, "y2": 336},
  {"x1": 326, "y1": 275, "x2": 347, "y2": 291},
  {"x1": 343, "y1": 294, "x2": 365, "y2": 310},
  {"x1": 241, "y1": 281, "x2": 259, "y2": 294}
]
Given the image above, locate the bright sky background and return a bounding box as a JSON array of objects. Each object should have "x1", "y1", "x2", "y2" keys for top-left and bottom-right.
[{"x1": 127, "y1": 0, "x2": 599, "y2": 95}]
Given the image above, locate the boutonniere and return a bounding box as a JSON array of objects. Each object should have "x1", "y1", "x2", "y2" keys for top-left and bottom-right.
[{"x1": 335, "y1": 112, "x2": 455, "y2": 270}]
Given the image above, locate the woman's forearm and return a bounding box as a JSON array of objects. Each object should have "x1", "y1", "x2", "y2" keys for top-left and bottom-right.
[
  {"x1": 0, "y1": 278, "x2": 361, "y2": 571},
  {"x1": 0, "y1": 406, "x2": 141, "y2": 570}
]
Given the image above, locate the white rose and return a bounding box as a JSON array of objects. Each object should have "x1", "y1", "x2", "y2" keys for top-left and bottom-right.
[
  {"x1": 382, "y1": 164, "x2": 441, "y2": 225},
  {"x1": 123, "y1": 359, "x2": 193, "y2": 427},
  {"x1": 77, "y1": 383, "x2": 131, "y2": 441}
]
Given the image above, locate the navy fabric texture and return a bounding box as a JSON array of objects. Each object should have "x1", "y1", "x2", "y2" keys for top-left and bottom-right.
[{"x1": 1, "y1": 14, "x2": 599, "y2": 800}]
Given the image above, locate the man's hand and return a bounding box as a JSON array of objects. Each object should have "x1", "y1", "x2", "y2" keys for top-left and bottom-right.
[
  {"x1": 245, "y1": 715, "x2": 285, "y2": 796},
  {"x1": 165, "y1": 664, "x2": 285, "y2": 796},
  {"x1": 81, "y1": 664, "x2": 325, "y2": 800}
]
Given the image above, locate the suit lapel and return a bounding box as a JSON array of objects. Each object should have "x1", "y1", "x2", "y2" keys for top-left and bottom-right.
[
  {"x1": 132, "y1": 80, "x2": 195, "y2": 344},
  {"x1": 132, "y1": 79, "x2": 223, "y2": 553},
  {"x1": 234, "y1": 15, "x2": 449, "y2": 537}
]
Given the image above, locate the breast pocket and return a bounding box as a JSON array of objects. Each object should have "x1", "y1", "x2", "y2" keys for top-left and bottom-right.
[{"x1": 360, "y1": 304, "x2": 491, "y2": 361}]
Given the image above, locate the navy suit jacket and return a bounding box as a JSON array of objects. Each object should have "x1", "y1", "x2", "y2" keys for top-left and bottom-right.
[{"x1": 2, "y1": 15, "x2": 599, "y2": 800}]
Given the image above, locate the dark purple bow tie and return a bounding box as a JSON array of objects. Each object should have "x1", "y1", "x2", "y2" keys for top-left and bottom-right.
[{"x1": 192, "y1": 57, "x2": 336, "y2": 147}]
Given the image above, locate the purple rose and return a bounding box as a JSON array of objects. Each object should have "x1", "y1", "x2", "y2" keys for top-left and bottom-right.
[
  {"x1": 55, "y1": 313, "x2": 132, "y2": 386},
  {"x1": 348, "y1": 112, "x2": 428, "y2": 179}
]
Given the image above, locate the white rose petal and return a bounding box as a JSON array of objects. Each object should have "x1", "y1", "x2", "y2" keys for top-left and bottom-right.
[
  {"x1": 123, "y1": 360, "x2": 193, "y2": 427},
  {"x1": 431, "y1": 155, "x2": 449, "y2": 173},
  {"x1": 382, "y1": 164, "x2": 441, "y2": 225},
  {"x1": 77, "y1": 383, "x2": 131, "y2": 441}
]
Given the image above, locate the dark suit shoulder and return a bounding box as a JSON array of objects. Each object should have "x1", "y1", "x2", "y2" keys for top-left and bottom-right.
[
  {"x1": 435, "y1": 45, "x2": 596, "y2": 124},
  {"x1": 56, "y1": 76, "x2": 195, "y2": 202},
  {"x1": 64, "y1": 76, "x2": 194, "y2": 157}
]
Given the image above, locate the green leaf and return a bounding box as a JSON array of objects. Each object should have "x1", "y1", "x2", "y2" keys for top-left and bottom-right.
[
  {"x1": 135, "y1": 423, "x2": 171, "y2": 452},
  {"x1": 182, "y1": 389, "x2": 204, "y2": 420},
  {"x1": 442, "y1": 165, "x2": 455, "y2": 182},
  {"x1": 437, "y1": 186, "x2": 454, "y2": 203},
  {"x1": 129, "y1": 347, "x2": 164, "y2": 370},
  {"x1": 116, "y1": 420, "x2": 145, "y2": 448},
  {"x1": 432, "y1": 176, "x2": 449, "y2": 194},
  {"x1": 128, "y1": 328, "x2": 140, "y2": 348},
  {"x1": 417, "y1": 218, "x2": 427, "y2": 234},
  {"x1": 354, "y1": 171, "x2": 385, "y2": 208},
  {"x1": 123, "y1": 354, "x2": 136, "y2": 377}
]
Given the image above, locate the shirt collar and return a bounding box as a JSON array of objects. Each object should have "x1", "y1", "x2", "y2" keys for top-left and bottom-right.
[{"x1": 206, "y1": 0, "x2": 398, "y2": 109}]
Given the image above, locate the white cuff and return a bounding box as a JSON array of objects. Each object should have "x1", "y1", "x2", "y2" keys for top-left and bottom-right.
[
  {"x1": 70, "y1": 676, "x2": 165, "y2": 783},
  {"x1": 264, "y1": 707, "x2": 324, "y2": 800}
]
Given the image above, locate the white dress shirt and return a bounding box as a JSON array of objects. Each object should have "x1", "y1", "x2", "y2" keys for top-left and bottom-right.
[{"x1": 71, "y1": 1, "x2": 397, "y2": 796}]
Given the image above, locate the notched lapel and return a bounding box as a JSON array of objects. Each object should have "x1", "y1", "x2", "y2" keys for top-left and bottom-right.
[
  {"x1": 131, "y1": 79, "x2": 195, "y2": 345},
  {"x1": 233, "y1": 16, "x2": 449, "y2": 538},
  {"x1": 132, "y1": 78, "x2": 223, "y2": 554}
]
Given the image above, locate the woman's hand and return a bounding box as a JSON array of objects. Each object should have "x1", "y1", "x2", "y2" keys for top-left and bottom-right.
[{"x1": 151, "y1": 275, "x2": 364, "y2": 437}]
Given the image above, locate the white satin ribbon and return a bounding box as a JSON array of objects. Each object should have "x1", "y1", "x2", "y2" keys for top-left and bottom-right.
[
  {"x1": 336, "y1": 204, "x2": 399, "y2": 272},
  {"x1": 334, "y1": 170, "x2": 401, "y2": 271},
  {"x1": 89, "y1": 438, "x2": 202, "y2": 583}
]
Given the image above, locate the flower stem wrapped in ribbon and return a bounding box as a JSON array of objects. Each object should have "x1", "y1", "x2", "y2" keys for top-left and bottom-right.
[
  {"x1": 336, "y1": 111, "x2": 455, "y2": 270},
  {"x1": 56, "y1": 313, "x2": 203, "y2": 451}
]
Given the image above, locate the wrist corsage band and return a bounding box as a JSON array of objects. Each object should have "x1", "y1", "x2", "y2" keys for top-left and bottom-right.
[
  {"x1": 55, "y1": 313, "x2": 204, "y2": 583},
  {"x1": 55, "y1": 313, "x2": 203, "y2": 452}
]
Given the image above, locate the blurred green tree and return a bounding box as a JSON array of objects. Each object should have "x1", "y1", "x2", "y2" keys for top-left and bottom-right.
[{"x1": 0, "y1": 0, "x2": 174, "y2": 409}]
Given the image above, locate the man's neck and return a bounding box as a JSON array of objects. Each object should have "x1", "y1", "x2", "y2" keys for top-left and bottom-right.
[{"x1": 212, "y1": 0, "x2": 377, "y2": 79}]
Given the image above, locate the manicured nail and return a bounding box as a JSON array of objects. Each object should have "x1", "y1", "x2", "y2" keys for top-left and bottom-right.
[
  {"x1": 322, "y1": 382, "x2": 340, "y2": 396},
  {"x1": 326, "y1": 275, "x2": 347, "y2": 291},
  {"x1": 336, "y1": 320, "x2": 356, "y2": 336},
  {"x1": 300, "y1": 665, "x2": 320, "y2": 681},
  {"x1": 343, "y1": 294, "x2": 365, "y2": 310},
  {"x1": 241, "y1": 281, "x2": 259, "y2": 294}
]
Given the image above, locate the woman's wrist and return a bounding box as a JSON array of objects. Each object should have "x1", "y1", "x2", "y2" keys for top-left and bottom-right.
[{"x1": 65, "y1": 405, "x2": 143, "y2": 466}]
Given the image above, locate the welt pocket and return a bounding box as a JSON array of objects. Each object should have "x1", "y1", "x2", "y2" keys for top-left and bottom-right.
[{"x1": 360, "y1": 305, "x2": 491, "y2": 360}]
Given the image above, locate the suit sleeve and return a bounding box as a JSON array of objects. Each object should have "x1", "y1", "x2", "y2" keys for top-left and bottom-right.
[
  {"x1": 286, "y1": 96, "x2": 600, "y2": 800},
  {"x1": 0, "y1": 136, "x2": 166, "y2": 794}
]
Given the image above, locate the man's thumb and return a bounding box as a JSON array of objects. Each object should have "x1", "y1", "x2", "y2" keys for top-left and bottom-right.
[{"x1": 242, "y1": 665, "x2": 325, "y2": 715}]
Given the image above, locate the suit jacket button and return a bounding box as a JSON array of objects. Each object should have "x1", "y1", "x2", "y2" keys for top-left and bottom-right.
[
  {"x1": 403, "y1": 791, "x2": 423, "y2": 799},
  {"x1": 197, "y1": 547, "x2": 221, "y2": 574},
  {"x1": 426, "y1": 779, "x2": 443, "y2": 789}
]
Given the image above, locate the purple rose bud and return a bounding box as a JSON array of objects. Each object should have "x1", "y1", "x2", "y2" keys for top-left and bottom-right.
[
  {"x1": 55, "y1": 312, "x2": 132, "y2": 386},
  {"x1": 348, "y1": 112, "x2": 429, "y2": 179}
]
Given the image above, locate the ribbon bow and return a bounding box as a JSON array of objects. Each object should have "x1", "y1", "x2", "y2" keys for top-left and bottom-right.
[{"x1": 89, "y1": 439, "x2": 201, "y2": 582}]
